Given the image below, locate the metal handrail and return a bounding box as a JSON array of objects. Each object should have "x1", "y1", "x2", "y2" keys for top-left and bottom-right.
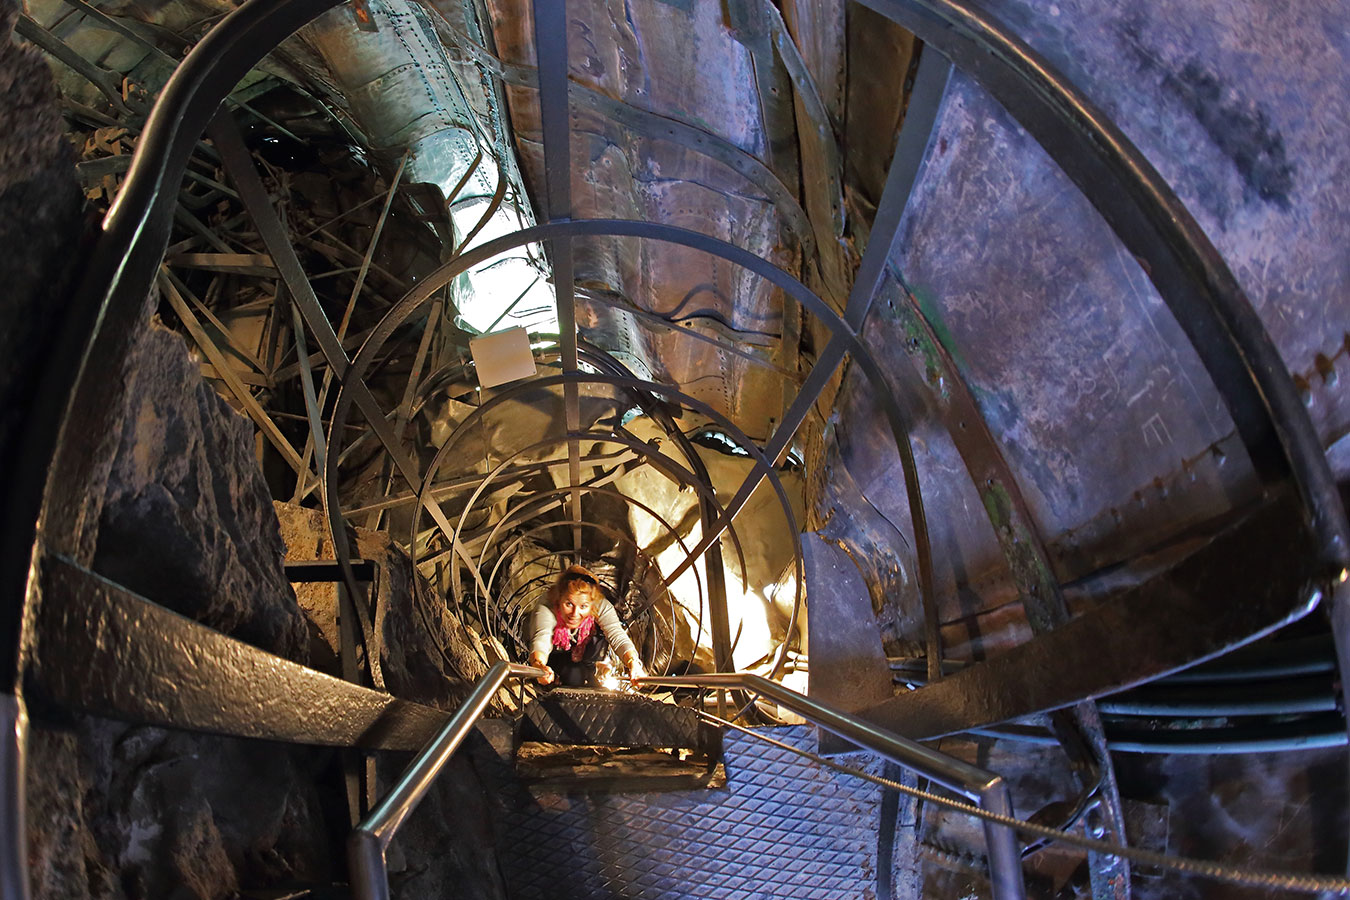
[
  {"x1": 638, "y1": 673, "x2": 1026, "y2": 900},
  {"x1": 1, "y1": 695, "x2": 29, "y2": 900},
  {"x1": 348, "y1": 661, "x2": 545, "y2": 900}
]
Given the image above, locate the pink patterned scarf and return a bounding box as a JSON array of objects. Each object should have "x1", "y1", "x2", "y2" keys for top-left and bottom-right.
[{"x1": 552, "y1": 615, "x2": 596, "y2": 662}]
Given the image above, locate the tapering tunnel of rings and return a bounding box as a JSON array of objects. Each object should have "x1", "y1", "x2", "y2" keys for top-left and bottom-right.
[
  {"x1": 9, "y1": 0, "x2": 1350, "y2": 896},
  {"x1": 36, "y1": 0, "x2": 1347, "y2": 751}
]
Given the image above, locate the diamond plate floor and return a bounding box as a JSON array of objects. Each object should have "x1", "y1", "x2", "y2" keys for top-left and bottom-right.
[{"x1": 481, "y1": 725, "x2": 899, "y2": 900}]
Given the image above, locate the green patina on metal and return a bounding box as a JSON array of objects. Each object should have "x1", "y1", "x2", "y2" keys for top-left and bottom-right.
[
  {"x1": 879, "y1": 278, "x2": 948, "y2": 398},
  {"x1": 980, "y1": 477, "x2": 1067, "y2": 632},
  {"x1": 980, "y1": 476, "x2": 1014, "y2": 528},
  {"x1": 906, "y1": 284, "x2": 966, "y2": 370}
]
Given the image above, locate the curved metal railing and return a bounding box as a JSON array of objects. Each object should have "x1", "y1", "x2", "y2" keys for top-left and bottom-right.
[
  {"x1": 6, "y1": 0, "x2": 1346, "y2": 896},
  {"x1": 348, "y1": 661, "x2": 545, "y2": 900},
  {"x1": 348, "y1": 668, "x2": 1024, "y2": 900}
]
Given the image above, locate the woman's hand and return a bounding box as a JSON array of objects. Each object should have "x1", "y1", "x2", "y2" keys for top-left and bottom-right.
[
  {"x1": 625, "y1": 656, "x2": 647, "y2": 684},
  {"x1": 529, "y1": 652, "x2": 555, "y2": 685}
]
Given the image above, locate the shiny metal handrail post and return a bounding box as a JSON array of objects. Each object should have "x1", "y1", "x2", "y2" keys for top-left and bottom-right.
[
  {"x1": 348, "y1": 661, "x2": 545, "y2": 900},
  {"x1": 1, "y1": 694, "x2": 29, "y2": 900},
  {"x1": 639, "y1": 673, "x2": 1026, "y2": 900},
  {"x1": 978, "y1": 776, "x2": 1023, "y2": 899}
]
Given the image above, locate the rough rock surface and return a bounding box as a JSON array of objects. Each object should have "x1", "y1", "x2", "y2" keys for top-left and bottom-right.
[
  {"x1": 27, "y1": 320, "x2": 509, "y2": 900},
  {"x1": 91, "y1": 325, "x2": 310, "y2": 661},
  {"x1": 273, "y1": 504, "x2": 509, "y2": 900},
  {"x1": 0, "y1": 0, "x2": 85, "y2": 515},
  {"x1": 380, "y1": 748, "x2": 509, "y2": 900},
  {"x1": 274, "y1": 502, "x2": 488, "y2": 704},
  {"x1": 26, "y1": 324, "x2": 338, "y2": 899},
  {"x1": 28, "y1": 721, "x2": 335, "y2": 900}
]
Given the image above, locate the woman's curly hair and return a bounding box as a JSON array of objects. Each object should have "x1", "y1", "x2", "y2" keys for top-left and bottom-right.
[{"x1": 546, "y1": 563, "x2": 601, "y2": 611}]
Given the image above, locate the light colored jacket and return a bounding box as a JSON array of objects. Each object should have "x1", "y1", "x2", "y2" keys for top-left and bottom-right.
[{"x1": 530, "y1": 597, "x2": 637, "y2": 662}]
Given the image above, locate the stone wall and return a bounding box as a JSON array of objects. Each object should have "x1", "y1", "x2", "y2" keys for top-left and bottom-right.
[
  {"x1": 26, "y1": 324, "x2": 504, "y2": 899},
  {"x1": 273, "y1": 503, "x2": 488, "y2": 706},
  {"x1": 26, "y1": 325, "x2": 338, "y2": 899}
]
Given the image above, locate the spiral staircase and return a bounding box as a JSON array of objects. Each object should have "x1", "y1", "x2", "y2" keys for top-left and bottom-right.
[{"x1": 1, "y1": 0, "x2": 1348, "y2": 898}]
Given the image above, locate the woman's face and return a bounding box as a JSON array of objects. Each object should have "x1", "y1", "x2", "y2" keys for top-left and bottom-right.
[{"x1": 557, "y1": 588, "x2": 594, "y2": 628}]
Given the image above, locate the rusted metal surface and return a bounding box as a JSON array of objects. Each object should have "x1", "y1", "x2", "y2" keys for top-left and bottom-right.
[
  {"x1": 859, "y1": 0, "x2": 1349, "y2": 574},
  {"x1": 874, "y1": 259, "x2": 1133, "y2": 892},
  {"x1": 486, "y1": 0, "x2": 800, "y2": 440},
  {"x1": 10, "y1": 1, "x2": 1350, "y2": 896},
  {"x1": 802, "y1": 533, "x2": 892, "y2": 715},
  {"x1": 858, "y1": 492, "x2": 1325, "y2": 740}
]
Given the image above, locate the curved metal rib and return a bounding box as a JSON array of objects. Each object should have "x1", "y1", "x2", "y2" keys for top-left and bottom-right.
[
  {"x1": 1, "y1": 0, "x2": 345, "y2": 688},
  {"x1": 857, "y1": 0, "x2": 1349, "y2": 571},
  {"x1": 379, "y1": 372, "x2": 806, "y2": 679},
  {"x1": 323, "y1": 220, "x2": 903, "y2": 678}
]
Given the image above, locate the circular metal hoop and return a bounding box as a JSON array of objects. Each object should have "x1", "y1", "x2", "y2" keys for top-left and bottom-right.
[
  {"x1": 323, "y1": 220, "x2": 927, "y2": 678},
  {"x1": 387, "y1": 373, "x2": 806, "y2": 677}
]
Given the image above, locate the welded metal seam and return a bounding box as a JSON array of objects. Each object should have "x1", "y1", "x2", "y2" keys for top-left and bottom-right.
[{"x1": 407, "y1": 380, "x2": 793, "y2": 644}]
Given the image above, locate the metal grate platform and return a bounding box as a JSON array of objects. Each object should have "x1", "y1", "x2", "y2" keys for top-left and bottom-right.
[{"x1": 481, "y1": 726, "x2": 892, "y2": 900}]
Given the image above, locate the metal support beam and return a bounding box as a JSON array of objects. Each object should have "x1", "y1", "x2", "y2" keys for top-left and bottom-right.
[
  {"x1": 855, "y1": 0, "x2": 1349, "y2": 572},
  {"x1": 533, "y1": 0, "x2": 583, "y2": 557},
  {"x1": 299, "y1": 151, "x2": 409, "y2": 503},
  {"x1": 207, "y1": 113, "x2": 493, "y2": 608},
  {"x1": 876, "y1": 46, "x2": 1130, "y2": 896},
  {"x1": 159, "y1": 269, "x2": 308, "y2": 475},
  {"x1": 762, "y1": 2, "x2": 849, "y2": 305},
  {"x1": 660, "y1": 88, "x2": 938, "y2": 599},
  {"x1": 406, "y1": 377, "x2": 795, "y2": 665},
  {"x1": 344, "y1": 448, "x2": 633, "y2": 518},
  {"x1": 857, "y1": 493, "x2": 1324, "y2": 739},
  {"x1": 22, "y1": 551, "x2": 448, "y2": 750},
  {"x1": 289, "y1": 295, "x2": 328, "y2": 472},
  {"x1": 15, "y1": 14, "x2": 134, "y2": 117},
  {"x1": 284, "y1": 559, "x2": 375, "y2": 582},
  {"x1": 575, "y1": 343, "x2": 740, "y2": 676}
]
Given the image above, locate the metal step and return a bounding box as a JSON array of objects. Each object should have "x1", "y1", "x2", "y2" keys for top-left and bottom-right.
[
  {"x1": 518, "y1": 688, "x2": 719, "y2": 754},
  {"x1": 515, "y1": 743, "x2": 726, "y2": 793}
]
